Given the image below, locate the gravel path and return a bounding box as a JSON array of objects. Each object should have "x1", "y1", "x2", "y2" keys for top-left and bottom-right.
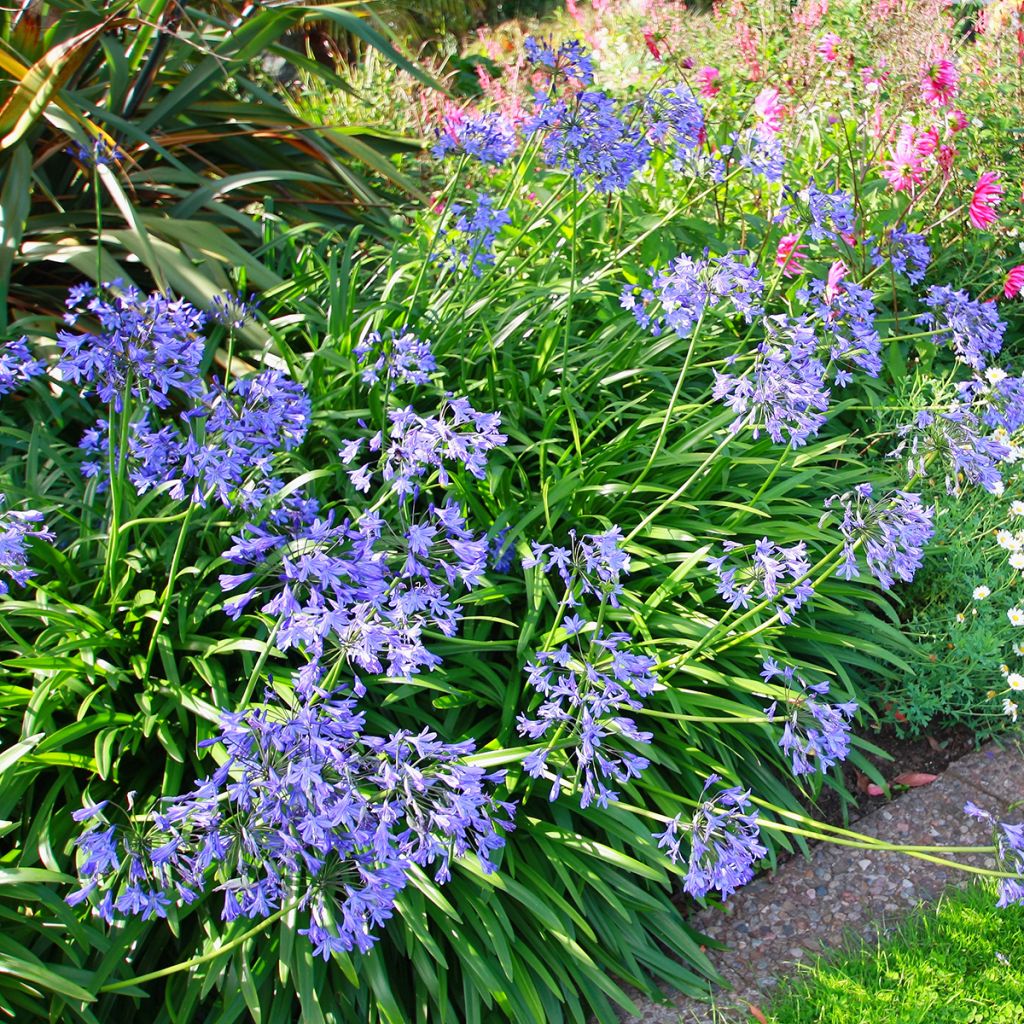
[{"x1": 625, "y1": 741, "x2": 1024, "y2": 1023}]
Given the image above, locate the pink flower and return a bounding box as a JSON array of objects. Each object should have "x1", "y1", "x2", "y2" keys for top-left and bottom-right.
[
  {"x1": 754, "y1": 86, "x2": 784, "y2": 135},
  {"x1": 697, "y1": 66, "x2": 720, "y2": 97},
  {"x1": 824, "y1": 260, "x2": 847, "y2": 303},
  {"x1": 947, "y1": 109, "x2": 967, "y2": 133},
  {"x1": 775, "y1": 234, "x2": 808, "y2": 277},
  {"x1": 969, "y1": 171, "x2": 1003, "y2": 230},
  {"x1": 921, "y1": 59, "x2": 958, "y2": 107},
  {"x1": 793, "y1": 0, "x2": 828, "y2": 28},
  {"x1": 937, "y1": 144, "x2": 956, "y2": 177},
  {"x1": 915, "y1": 126, "x2": 940, "y2": 157},
  {"x1": 817, "y1": 33, "x2": 842, "y2": 62},
  {"x1": 1005, "y1": 266, "x2": 1024, "y2": 300},
  {"x1": 643, "y1": 28, "x2": 662, "y2": 61},
  {"x1": 881, "y1": 126, "x2": 925, "y2": 193}
]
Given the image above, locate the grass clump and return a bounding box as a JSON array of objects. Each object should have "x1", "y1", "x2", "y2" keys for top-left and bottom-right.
[{"x1": 767, "y1": 882, "x2": 1024, "y2": 1024}]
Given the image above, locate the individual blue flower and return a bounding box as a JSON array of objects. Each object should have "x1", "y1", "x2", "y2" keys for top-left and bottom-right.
[
  {"x1": 824, "y1": 484, "x2": 934, "y2": 590},
  {"x1": 0, "y1": 498, "x2": 54, "y2": 595},
  {"x1": 655, "y1": 774, "x2": 767, "y2": 900},
  {"x1": 57, "y1": 283, "x2": 207, "y2": 411},
  {"x1": 526, "y1": 90, "x2": 651, "y2": 193},
  {"x1": 964, "y1": 801, "x2": 1024, "y2": 908},
  {"x1": 762, "y1": 659, "x2": 857, "y2": 777},
  {"x1": 518, "y1": 625, "x2": 656, "y2": 808},
  {"x1": 0, "y1": 336, "x2": 44, "y2": 396},
  {"x1": 434, "y1": 193, "x2": 510, "y2": 277},
  {"x1": 354, "y1": 329, "x2": 435, "y2": 389},
  {"x1": 917, "y1": 285, "x2": 1006, "y2": 370},
  {"x1": 433, "y1": 108, "x2": 517, "y2": 165},
  {"x1": 706, "y1": 536, "x2": 814, "y2": 624}
]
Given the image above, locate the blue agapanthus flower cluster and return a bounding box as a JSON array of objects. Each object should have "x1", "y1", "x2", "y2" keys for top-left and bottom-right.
[
  {"x1": 526, "y1": 90, "x2": 651, "y2": 193},
  {"x1": 805, "y1": 183, "x2": 856, "y2": 243},
  {"x1": 964, "y1": 802, "x2": 1024, "y2": 908},
  {"x1": 706, "y1": 536, "x2": 814, "y2": 624},
  {"x1": 67, "y1": 137, "x2": 123, "y2": 167},
  {"x1": 209, "y1": 291, "x2": 260, "y2": 330},
  {"x1": 895, "y1": 407, "x2": 1010, "y2": 495},
  {"x1": 917, "y1": 285, "x2": 1006, "y2": 370},
  {"x1": 524, "y1": 36, "x2": 594, "y2": 86},
  {"x1": 655, "y1": 774, "x2": 768, "y2": 900},
  {"x1": 737, "y1": 131, "x2": 786, "y2": 183},
  {"x1": 798, "y1": 263, "x2": 882, "y2": 382},
  {"x1": 68, "y1": 690, "x2": 514, "y2": 955},
  {"x1": 645, "y1": 85, "x2": 705, "y2": 160},
  {"x1": 873, "y1": 225, "x2": 931, "y2": 285},
  {"x1": 435, "y1": 193, "x2": 511, "y2": 277},
  {"x1": 957, "y1": 369, "x2": 1024, "y2": 433},
  {"x1": 712, "y1": 318, "x2": 831, "y2": 448},
  {"x1": 825, "y1": 484, "x2": 934, "y2": 590},
  {"x1": 57, "y1": 283, "x2": 207, "y2": 412},
  {"x1": 518, "y1": 619, "x2": 656, "y2": 809},
  {"x1": 0, "y1": 337, "x2": 44, "y2": 396},
  {"x1": 0, "y1": 498, "x2": 53, "y2": 596},
  {"x1": 433, "y1": 109, "x2": 517, "y2": 165},
  {"x1": 340, "y1": 394, "x2": 506, "y2": 500},
  {"x1": 354, "y1": 329, "x2": 436, "y2": 390},
  {"x1": 762, "y1": 658, "x2": 857, "y2": 777},
  {"x1": 622, "y1": 251, "x2": 764, "y2": 338},
  {"x1": 79, "y1": 369, "x2": 311, "y2": 510},
  {"x1": 523, "y1": 526, "x2": 631, "y2": 607}
]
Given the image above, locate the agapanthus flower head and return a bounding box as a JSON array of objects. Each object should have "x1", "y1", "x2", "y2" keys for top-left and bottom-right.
[
  {"x1": 963, "y1": 801, "x2": 1024, "y2": 908},
  {"x1": 354, "y1": 329, "x2": 436, "y2": 390},
  {"x1": 0, "y1": 498, "x2": 54, "y2": 596},
  {"x1": 209, "y1": 292, "x2": 260, "y2": 330},
  {"x1": 824, "y1": 484, "x2": 934, "y2": 589},
  {"x1": 873, "y1": 225, "x2": 931, "y2": 285},
  {"x1": 434, "y1": 193, "x2": 510, "y2": 277},
  {"x1": 696, "y1": 66, "x2": 720, "y2": 97},
  {"x1": 737, "y1": 129, "x2": 786, "y2": 182},
  {"x1": 955, "y1": 369, "x2": 1024, "y2": 433},
  {"x1": 921, "y1": 59, "x2": 958, "y2": 107},
  {"x1": 712, "y1": 316, "x2": 831, "y2": 448},
  {"x1": 57, "y1": 283, "x2": 206, "y2": 412},
  {"x1": 518, "y1": 624, "x2": 655, "y2": 808},
  {"x1": 524, "y1": 37, "x2": 595, "y2": 88},
  {"x1": 433, "y1": 107, "x2": 518, "y2": 165},
  {"x1": 706, "y1": 535, "x2": 814, "y2": 623},
  {"x1": 645, "y1": 85, "x2": 705, "y2": 160},
  {"x1": 622, "y1": 251, "x2": 764, "y2": 339},
  {"x1": 775, "y1": 234, "x2": 807, "y2": 277},
  {"x1": 916, "y1": 285, "x2": 1006, "y2": 370},
  {"x1": 655, "y1": 774, "x2": 767, "y2": 900},
  {"x1": 805, "y1": 182, "x2": 856, "y2": 243},
  {"x1": 894, "y1": 406, "x2": 1011, "y2": 496},
  {"x1": 0, "y1": 337, "x2": 45, "y2": 397},
  {"x1": 797, "y1": 264, "x2": 882, "y2": 380},
  {"x1": 526, "y1": 90, "x2": 651, "y2": 193},
  {"x1": 969, "y1": 171, "x2": 1003, "y2": 230},
  {"x1": 762, "y1": 658, "x2": 857, "y2": 777},
  {"x1": 67, "y1": 137, "x2": 123, "y2": 167},
  {"x1": 67, "y1": 690, "x2": 515, "y2": 950},
  {"x1": 523, "y1": 526, "x2": 631, "y2": 608},
  {"x1": 881, "y1": 126, "x2": 925, "y2": 194},
  {"x1": 1004, "y1": 266, "x2": 1024, "y2": 300}
]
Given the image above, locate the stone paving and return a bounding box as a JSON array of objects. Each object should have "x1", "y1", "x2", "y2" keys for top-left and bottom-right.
[{"x1": 625, "y1": 740, "x2": 1024, "y2": 1024}]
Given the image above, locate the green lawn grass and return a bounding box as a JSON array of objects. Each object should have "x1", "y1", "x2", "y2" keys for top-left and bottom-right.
[{"x1": 765, "y1": 883, "x2": 1024, "y2": 1024}]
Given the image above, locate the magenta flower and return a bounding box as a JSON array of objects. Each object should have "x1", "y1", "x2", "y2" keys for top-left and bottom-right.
[
  {"x1": 817, "y1": 33, "x2": 842, "y2": 62},
  {"x1": 775, "y1": 234, "x2": 807, "y2": 277},
  {"x1": 696, "y1": 65, "x2": 720, "y2": 97},
  {"x1": 921, "y1": 59, "x2": 958, "y2": 107},
  {"x1": 969, "y1": 171, "x2": 1003, "y2": 230},
  {"x1": 881, "y1": 126, "x2": 924, "y2": 193},
  {"x1": 753, "y1": 86, "x2": 783, "y2": 135},
  {"x1": 1005, "y1": 266, "x2": 1024, "y2": 300}
]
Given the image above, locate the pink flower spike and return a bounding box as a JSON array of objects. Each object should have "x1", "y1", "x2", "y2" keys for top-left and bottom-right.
[
  {"x1": 696, "y1": 66, "x2": 720, "y2": 98},
  {"x1": 775, "y1": 234, "x2": 808, "y2": 277},
  {"x1": 1006, "y1": 266, "x2": 1024, "y2": 300},
  {"x1": 969, "y1": 171, "x2": 1003, "y2": 230},
  {"x1": 824, "y1": 261, "x2": 847, "y2": 303}
]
